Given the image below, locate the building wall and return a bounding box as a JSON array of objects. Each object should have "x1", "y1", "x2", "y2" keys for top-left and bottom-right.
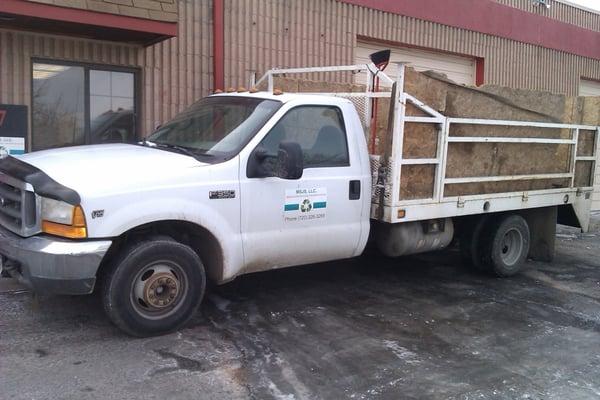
[
  {"x1": 223, "y1": 0, "x2": 600, "y2": 97},
  {"x1": 494, "y1": 0, "x2": 600, "y2": 30},
  {"x1": 1, "y1": 0, "x2": 599, "y2": 141},
  {"x1": 24, "y1": 0, "x2": 178, "y2": 22},
  {"x1": 0, "y1": 0, "x2": 212, "y2": 143}
]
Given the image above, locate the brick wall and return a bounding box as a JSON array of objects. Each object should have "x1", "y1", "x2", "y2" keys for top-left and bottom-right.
[{"x1": 25, "y1": 0, "x2": 178, "y2": 22}]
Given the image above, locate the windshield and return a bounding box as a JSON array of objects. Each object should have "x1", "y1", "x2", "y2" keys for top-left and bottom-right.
[{"x1": 147, "y1": 96, "x2": 282, "y2": 161}]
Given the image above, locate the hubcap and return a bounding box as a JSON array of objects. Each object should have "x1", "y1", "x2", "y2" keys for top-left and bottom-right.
[
  {"x1": 131, "y1": 262, "x2": 188, "y2": 319},
  {"x1": 500, "y1": 228, "x2": 523, "y2": 266},
  {"x1": 143, "y1": 272, "x2": 180, "y2": 308}
]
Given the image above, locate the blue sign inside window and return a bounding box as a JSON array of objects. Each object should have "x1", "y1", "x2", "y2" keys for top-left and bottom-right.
[{"x1": 0, "y1": 104, "x2": 27, "y2": 155}]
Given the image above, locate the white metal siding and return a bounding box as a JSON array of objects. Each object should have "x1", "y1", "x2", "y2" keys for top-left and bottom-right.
[
  {"x1": 355, "y1": 41, "x2": 476, "y2": 86},
  {"x1": 580, "y1": 79, "x2": 600, "y2": 210}
]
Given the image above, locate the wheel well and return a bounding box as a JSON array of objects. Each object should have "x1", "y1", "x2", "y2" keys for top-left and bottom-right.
[
  {"x1": 454, "y1": 207, "x2": 557, "y2": 262},
  {"x1": 97, "y1": 220, "x2": 224, "y2": 285}
]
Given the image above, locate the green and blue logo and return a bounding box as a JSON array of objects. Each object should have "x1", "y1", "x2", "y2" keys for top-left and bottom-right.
[{"x1": 284, "y1": 198, "x2": 327, "y2": 212}]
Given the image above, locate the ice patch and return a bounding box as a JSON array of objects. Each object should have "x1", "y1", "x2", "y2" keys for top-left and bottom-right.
[{"x1": 382, "y1": 340, "x2": 421, "y2": 365}]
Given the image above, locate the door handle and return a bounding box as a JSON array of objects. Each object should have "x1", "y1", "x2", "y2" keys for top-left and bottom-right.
[{"x1": 349, "y1": 180, "x2": 361, "y2": 200}]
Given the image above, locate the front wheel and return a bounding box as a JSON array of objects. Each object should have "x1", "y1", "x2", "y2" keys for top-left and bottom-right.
[{"x1": 101, "y1": 237, "x2": 206, "y2": 337}]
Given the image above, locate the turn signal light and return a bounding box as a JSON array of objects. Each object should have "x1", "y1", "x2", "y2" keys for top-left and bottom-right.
[{"x1": 42, "y1": 205, "x2": 87, "y2": 239}]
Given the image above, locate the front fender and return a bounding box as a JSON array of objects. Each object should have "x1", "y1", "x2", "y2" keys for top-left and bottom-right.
[{"x1": 83, "y1": 195, "x2": 243, "y2": 281}]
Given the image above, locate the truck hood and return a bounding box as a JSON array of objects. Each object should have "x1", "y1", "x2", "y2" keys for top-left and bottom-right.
[{"x1": 17, "y1": 144, "x2": 207, "y2": 199}]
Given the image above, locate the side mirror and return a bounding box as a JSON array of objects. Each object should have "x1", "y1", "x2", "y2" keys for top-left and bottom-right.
[
  {"x1": 247, "y1": 146, "x2": 271, "y2": 178},
  {"x1": 277, "y1": 141, "x2": 303, "y2": 180}
]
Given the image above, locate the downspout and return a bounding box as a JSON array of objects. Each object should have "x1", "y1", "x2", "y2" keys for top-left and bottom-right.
[
  {"x1": 213, "y1": 0, "x2": 225, "y2": 91},
  {"x1": 475, "y1": 57, "x2": 485, "y2": 86}
]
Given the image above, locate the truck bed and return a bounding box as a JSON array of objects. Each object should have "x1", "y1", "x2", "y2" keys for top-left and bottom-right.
[{"x1": 382, "y1": 68, "x2": 599, "y2": 200}]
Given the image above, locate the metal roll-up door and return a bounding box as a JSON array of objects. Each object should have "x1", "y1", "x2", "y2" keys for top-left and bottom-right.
[{"x1": 355, "y1": 42, "x2": 476, "y2": 86}]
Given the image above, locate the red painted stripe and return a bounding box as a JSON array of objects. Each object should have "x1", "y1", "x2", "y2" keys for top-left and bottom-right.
[
  {"x1": 0, "y1": 0, "x2": 177, "y2": 37},
  {"x1": 341, "y1": 0, "x2": 600, "y2": 60},
  {"x1": 213, "y1": 0, "x2": 225, "y2": 90}
]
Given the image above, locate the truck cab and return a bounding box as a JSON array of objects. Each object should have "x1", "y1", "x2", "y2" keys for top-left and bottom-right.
[{"x1": 0, "y1": 92, "x2": 372, "y2": 336}]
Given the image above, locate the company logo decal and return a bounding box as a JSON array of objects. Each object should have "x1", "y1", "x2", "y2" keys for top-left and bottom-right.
[{"x1": 284, "y1": 188, "x2": 327, "y2": 222}]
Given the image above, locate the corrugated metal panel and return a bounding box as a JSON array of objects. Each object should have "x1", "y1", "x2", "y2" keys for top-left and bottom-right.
[
  {"x1": 223, "y1": 0, "x2": 600, "y2": 97},
  {"x1": 0, "y1": 0, "x2": 212, "y2": 145},
  {"x1": 494, "y1": 0, "x2": 600, "y2": 31},
  {"x1": 142, "y1": 0, "x2": 213, "y2": 132}
]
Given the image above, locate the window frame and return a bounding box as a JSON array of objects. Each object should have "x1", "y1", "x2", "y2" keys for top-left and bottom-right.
[
  {"x1": 30, "y1": 58, "x2": 141, "y2": 151},
  {"x1": 256, "y1": 104, "x2": 351, "y2": 171}
]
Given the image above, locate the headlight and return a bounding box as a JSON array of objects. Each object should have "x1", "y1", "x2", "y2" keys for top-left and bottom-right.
[{"x1": 41, "y1": 197, "x2": 87, "y2": 239}]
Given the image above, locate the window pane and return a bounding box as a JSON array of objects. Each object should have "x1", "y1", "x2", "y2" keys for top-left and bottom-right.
[
  {"x1": 90, "y1": 70, "x2": 111, "y2": 96},
  {"x1": 259, "y1": 106, "x2": 349, "y2": 169},
  {"x1": 111, "y1": 72, "x2": 134, "y2": 98},
  {"x1": 112, "y1": 97, "x2": 134, "y2": 113},
  {"x1": 90, "y1": 70, "x2": 135, "y2": 144},
  {"x1": 90, "y1": 95, "x2": 111, "y2": 121},
  {"x1": 32, "y1": 63, "x2": 85, "y2": 150}
]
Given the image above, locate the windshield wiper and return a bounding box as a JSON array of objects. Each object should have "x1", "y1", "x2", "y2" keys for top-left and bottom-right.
[
  {"x1": 157, "y1": 143, "x2": 202, "y2": 159},
  {"x1": 141, "y1": 140, "x2": 207, "y2": 159}
]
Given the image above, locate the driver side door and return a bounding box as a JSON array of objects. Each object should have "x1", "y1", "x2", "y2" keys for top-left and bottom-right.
[{"x1": 240, "y1": 104, "x2": 365, "y2": 273}]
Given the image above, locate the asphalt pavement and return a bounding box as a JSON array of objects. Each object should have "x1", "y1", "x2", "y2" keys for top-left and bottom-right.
[{"x1": 1, "y1": 226, "x2": 600, "y2": 400}]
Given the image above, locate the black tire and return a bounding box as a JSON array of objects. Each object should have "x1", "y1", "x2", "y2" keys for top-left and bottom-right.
[
  {"x1": 101, "y1": 237, "x2": 206, "y2": 337},
  {"x1": 481, "y1": 214, "x2": 530, "y2": 277},
  {"x1": 459, "y1": 216, "x2": 489, "y2": 271}
]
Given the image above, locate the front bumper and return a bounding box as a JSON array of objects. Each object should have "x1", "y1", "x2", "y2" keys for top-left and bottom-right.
[{"x1": 0, "y1": 224, "x2": 112, "y2": 295}]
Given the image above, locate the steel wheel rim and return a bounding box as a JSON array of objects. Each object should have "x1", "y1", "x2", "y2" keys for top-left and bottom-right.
[
  {"x1": 500, "y1": 228, "x2": 523, "y2": 266},
  {"x1": 130, "y1": 260, "x2": 188, "y2": 320}
]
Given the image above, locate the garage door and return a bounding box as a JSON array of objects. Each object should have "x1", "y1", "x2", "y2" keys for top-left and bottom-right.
[
  {"x1": 579, "y1": 79, "x2": 600, "y2": 211},
  {"x1": 355, "y1": 42, "x2": 476, "y2": 86},
  {"x1": 580, "y1": 79, "x2": 600, "y2": 97}
]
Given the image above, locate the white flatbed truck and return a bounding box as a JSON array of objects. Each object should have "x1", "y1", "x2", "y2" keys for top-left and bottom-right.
[{"x1": 0, "y1": 61, "x2": 597, "y2": 336}]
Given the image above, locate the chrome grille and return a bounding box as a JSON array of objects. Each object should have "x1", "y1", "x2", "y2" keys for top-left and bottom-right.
[{"x1": 0, "y1": 174, "x2": 40, "y2": 237}]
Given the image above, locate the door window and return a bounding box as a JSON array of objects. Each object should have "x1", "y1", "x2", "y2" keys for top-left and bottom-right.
[
  {"x1": 258, "y1": 106, "x2": 349, "y2": 172},
  {"x1": 32, "y1": 62, "x2": 138, "y2": 151}
]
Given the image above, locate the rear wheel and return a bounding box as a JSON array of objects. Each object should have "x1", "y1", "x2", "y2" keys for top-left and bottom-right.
[
  {"x1": 459, "y1": 216, "x2": 489, "y2": 271},
  {"x1": 482, "y1": 214, "x2": 530, "y2": 277},
  {"x1": 101, "y1": 237, "x2": 206, "y2": 337}
]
